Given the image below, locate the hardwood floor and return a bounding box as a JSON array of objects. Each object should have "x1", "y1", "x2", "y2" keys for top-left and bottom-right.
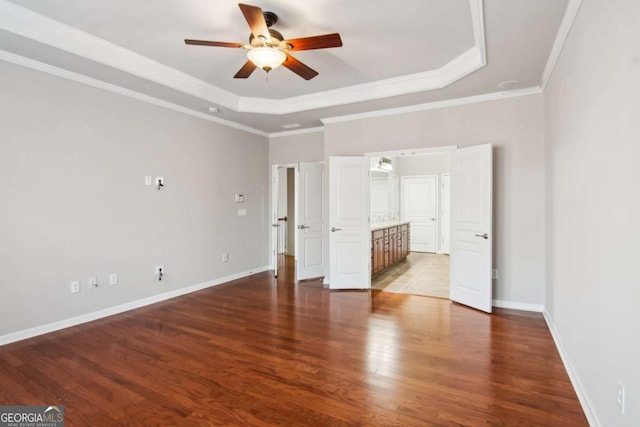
[
  {"x1": 372, "y1": 252, "x2": 450, "y2": 298},
  {"x1": 0, "y1": 265, "x2": 587, "y2": 426}
]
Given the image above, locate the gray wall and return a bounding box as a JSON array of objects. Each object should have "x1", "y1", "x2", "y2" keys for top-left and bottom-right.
[
  {"x1": 545, "y1": 0, "x2": 640, "y2": 425},
  {"x1": 324, "y1": 94, "x2": 546, "y2": 305},
  {"x1": 269, "y1": 131, "x2": 324, "y2": 165},
  {"x1": 396, "y1": 152, "x2": 451, "y2": 177},
  {"x1": 0, "y1": 61, "x2": 269, "y2": 337}
]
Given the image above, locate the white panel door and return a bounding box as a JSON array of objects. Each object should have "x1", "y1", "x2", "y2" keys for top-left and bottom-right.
[
  {"x1": 296, "y1": 162, "x2": 325, "y2": 281},
  {"x1": 440, "y1": 174, "x2": 451, "y2": 254},
  {"x1": 401, "y1": 176, "x2": 438, "y2": 252},
  {"x1": 271, "y1": 165, "x2": 280, "y2": 277},
  {"x1": 329, "y1": 157, "x2": 370, "y2": 289},
  {"x1": 450, "y1": 144, "x2": 493, "y2": 313}
]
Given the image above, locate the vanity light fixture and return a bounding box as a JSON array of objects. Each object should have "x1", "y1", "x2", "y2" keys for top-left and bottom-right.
[{"x1": 378, "y1": 157, "x2": 393, "y2": 171}]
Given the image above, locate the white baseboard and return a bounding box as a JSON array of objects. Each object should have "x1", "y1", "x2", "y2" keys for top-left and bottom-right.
[
  {"x1": 543, "y1": 311, "x2": 599, "y2": 426},
  {"x1": 492, "y1": 299, "x2": 545, "y2": 312},
  {"x1": 0, "y1": 266, "x2": 271, "y2": 347}
]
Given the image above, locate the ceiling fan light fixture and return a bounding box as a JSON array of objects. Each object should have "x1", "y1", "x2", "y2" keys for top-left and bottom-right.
[{"x1": 247, "y1": 47, "x2": 286, "y2": 72}]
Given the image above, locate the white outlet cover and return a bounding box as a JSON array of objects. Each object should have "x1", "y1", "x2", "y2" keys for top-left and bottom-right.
[
  {"x1": 145, "y1": 175, "x2": 152, "y2": 186},
  {"x1": 89, "y1": 277, "x2": 98, "y2": 288},
  {"x1": 237, "y1": 208, "x2": 247, "y2": 216},
  {"x1": 109, "y1": 273, "x2": 118, "y2": 285},
  {"x1": 70, "y1": 280, "x2": 80, "y2": 293}
]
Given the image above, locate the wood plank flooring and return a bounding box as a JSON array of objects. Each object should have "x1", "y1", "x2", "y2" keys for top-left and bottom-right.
[{"x1": 0, "y1": 264, "x2": 587, "y2": 426}]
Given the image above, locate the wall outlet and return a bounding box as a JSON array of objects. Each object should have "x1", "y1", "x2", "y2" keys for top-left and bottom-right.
[
  {"x1": 617, "y1": 380, "x2": 626, "y2": 415},
  {"x1": 89, "y1": 277, "x2": 98, "y2": 288},
  {"x1": 154, "y1": 176, "x2": 165, "y2": 189},
  {"x1": 222, "y1": 253, "x2": 229, "y2": 263},
  {"x1": 154, "y1": 265, "x2": 164, "y2": 282},
  {"x1": 109, "y1": 273, "x2": 118, "y2": 286},
  {"x1": 145, "y1": 175, "x2": 152, "y2": 186},
  {"x1": 492, "y1": 269, "x2": 499, "y2": 279},
  {"x1": 70, "y1": 280, "x2": 80, "y2": 294}
]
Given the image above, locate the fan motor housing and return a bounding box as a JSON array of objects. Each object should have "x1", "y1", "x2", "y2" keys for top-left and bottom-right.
[
  {"x1": 263, "y1": 11, "x2": 278, "y2": 27},
  {"x1": 249, "y1": 28, "x2": 284, "y2": 46}
]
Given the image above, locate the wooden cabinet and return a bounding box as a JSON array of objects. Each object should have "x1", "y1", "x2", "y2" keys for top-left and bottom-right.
[
  {"x1": 371, "y1": 222, "x2": 410, "y2": 278},
  {"x1": 371, "y1": 229, "x2": 386, "y2": 276}
]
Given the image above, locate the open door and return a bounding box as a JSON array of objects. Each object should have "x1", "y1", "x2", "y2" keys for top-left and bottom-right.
[
  {"x1": 450, "y1": 144, "x2": 493, "y2": 313},
  {"x1": 329, "y1": 157, "x2": 371, "y2": 289},
  {"x1": 271, "y1": 165, "x2": 280, "y2": 277},
  {"x1": 296, "y1": 162, "x2": 326, "y2": 281}
]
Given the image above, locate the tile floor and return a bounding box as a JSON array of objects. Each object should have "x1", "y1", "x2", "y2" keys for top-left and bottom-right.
[{"x1": 371, "y1": 252, "x2": 450, "y2": 298}]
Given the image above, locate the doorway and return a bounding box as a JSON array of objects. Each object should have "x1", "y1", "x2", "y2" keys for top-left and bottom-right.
[
  {"x1": 369, "y1": 152, "x2": 451, "y2": 299},
  {"x1": 271, "y1": 162, "x2": 326, "y2": 282},
  {"x1": 273, "y1": 165, "x2": 296, "y2": 278},
  {"x1": 327, "y1": 144, "x2": 493, "y2": 311}
]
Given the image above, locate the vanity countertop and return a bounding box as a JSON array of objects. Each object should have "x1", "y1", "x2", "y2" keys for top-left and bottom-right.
[{"x1": 370, "y1": 220, "x2": 410, "y2": 231}]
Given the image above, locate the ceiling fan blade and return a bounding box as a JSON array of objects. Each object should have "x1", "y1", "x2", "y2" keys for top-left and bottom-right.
[
  {"x1": 185, "y1": 39, "x2": 244, "y2": 48},
  {"x1": 283, "y1": 53, "x2": 319, "y2": 80},
  {"x1": 234, "y1": 60, "x2": 258, "y2": 78},
  {"x1": 284, "y1": 33, "x2": 343, "y2": 51},
  {"x1": 238, "y1": 3, "x2": 271, "y2": 42}
]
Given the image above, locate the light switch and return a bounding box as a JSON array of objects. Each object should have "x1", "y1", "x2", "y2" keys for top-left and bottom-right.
[
  {"x1": 234, "y1": 194, "x2": 246, "y2": 202},
  {"x1": 237, "y1": 208, "x2": 247, "y2": 217}
]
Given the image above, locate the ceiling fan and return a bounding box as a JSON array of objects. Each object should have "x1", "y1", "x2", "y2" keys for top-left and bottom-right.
[{"x1": 185, "y1": 3, "x2": 342, "y2": 80}]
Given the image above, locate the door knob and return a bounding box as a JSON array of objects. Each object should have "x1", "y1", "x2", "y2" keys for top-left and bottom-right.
[
  {"x1": 298, "y1": 225, "x2": 310, "y2": 230},
  {"x1": 475, "y1": 233, "x2": 489, "y2": 240},
  {"x1": 331, "y1": 227, "x2": 342, "y2": 232}
]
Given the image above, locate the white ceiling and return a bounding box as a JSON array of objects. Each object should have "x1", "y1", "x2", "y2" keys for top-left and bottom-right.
[{"x1": 0, "y1": 0, "x2": 570, "y2": 135}]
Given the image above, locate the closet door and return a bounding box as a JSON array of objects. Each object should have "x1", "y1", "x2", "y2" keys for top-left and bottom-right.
[{"x1": 401, "y1": 175, "x2": 438, "y2": 253}]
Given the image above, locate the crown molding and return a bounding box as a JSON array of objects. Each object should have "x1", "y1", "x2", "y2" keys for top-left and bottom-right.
[
  {"x1": 0, "y1": 0, "x2": 238, "y2": 108},
  {"x1": 0, "y1": 49, "x2": 268, "y2": 137},
  {"x1": 320, "y1": 86, "x2": 543, "y2": 125},
  {"x1": 540, "y1": 0, "x2": 583, "y2": 91},
  {"x1": 269, "y1": 126, "x2": 324, "y2": 139},
  {"x1": 0, "y1": 0, "x2": 486, "y2": 115}
]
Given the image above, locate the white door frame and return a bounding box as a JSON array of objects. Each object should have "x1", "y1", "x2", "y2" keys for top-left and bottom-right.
[
  {"x1": 270, "y1": 163, "x2": 298, "y2": 276},
  {"x1": 439, "y1": 173, "x2": 451, "y2": 254}
]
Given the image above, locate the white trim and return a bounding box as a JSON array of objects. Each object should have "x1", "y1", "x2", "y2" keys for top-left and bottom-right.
[
  {"x1": 321, "y1": 87, "x2": 543, "y2": 125},
  {"x1": 0, "y1": 50, "x2": 268, "y2": 137},
  {"x1": 365, "y1": 146, "x2": 458, "y2": 158},
  {"x1": 540, "y1": 0, "x2": 583, "y2": 90},
  {"x1": 269, "y1": 126, "x2": 324, "y2": 139},
  {"x1": 491, "y1": 299, "x2": 545, "y2": 312},
  {"x1": 0, "y1": 266, "x2": 270, "y2": 347},
  {"x1": 0, "y1": 0, "x2": 237, "y2": 107},
  {"x1": 0, "y1": 0, "x2": 486, "y2": 115},
  {"x1": 543, "y1": 311, "x2": 601, "y2": 426},
  {"x1": 241, "y1": 45, "x2": 486, "y2": 115}
]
